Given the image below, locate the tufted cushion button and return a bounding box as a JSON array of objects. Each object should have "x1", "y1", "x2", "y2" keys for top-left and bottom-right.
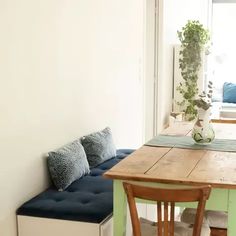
[
  {"x1": 91, "y1": 173, "x2": 99, "y2": 177},
  {"x1": 81, "y1": 200, "x2": 90, "y2": 204},
  {"x1": 55, "y1": 198, "x2": 64, "y2": 202},
  {"x1": 101, "y1": 167, "x2": 108, "y2": 170},
  {"x1": 93, "y1": 191, "x2": 101, "y2": 194}
]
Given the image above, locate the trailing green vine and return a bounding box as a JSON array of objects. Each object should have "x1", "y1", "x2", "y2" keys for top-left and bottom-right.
[{"x1": 177, "y1": 20, "x2": 210, "y2": 121}]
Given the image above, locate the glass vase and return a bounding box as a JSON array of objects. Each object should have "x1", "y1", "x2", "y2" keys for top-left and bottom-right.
[{"x1": 192, "y1": 108, "x2": 215, "y2": 144}]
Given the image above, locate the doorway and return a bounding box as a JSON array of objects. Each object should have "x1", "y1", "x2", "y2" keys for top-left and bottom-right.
[{"x1": 144, "y1": 0, "x2": 159, "y2": 141}]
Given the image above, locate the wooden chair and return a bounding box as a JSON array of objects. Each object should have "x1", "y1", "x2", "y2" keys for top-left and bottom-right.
[{"x1": 123, "y1": 182, "x2": 211, "y2": 236}]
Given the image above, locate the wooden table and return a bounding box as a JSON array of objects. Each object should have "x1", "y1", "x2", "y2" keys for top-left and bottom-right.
[{"x1": 104, "y1": 123, "x2": 236, "y2": 236}]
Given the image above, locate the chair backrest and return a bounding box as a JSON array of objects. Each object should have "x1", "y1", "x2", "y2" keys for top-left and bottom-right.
[{"x1": 123, "y1": 182, "x2": 211, "y2": 236}]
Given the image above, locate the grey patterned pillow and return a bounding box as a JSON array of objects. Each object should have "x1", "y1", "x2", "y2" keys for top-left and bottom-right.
[
  {"x1": 81, "y1": 127, "x2": 116, "y2": 168},
  {"x1": 48, "y1": 140, "x2": 90, "y2": 191}
]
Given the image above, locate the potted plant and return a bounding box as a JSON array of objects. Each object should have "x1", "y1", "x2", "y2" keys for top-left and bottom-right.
[
  {"x1": 177, "y1": 20, "x2": 210, "y2": 121},
  {"x1": 192, "y1": 81, "x2": 215, "y2": 144}
]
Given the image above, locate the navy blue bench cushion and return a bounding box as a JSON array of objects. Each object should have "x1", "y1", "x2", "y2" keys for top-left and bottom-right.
[{"x1": 17, "y1": 149, "x2": 134, "y2": 224}]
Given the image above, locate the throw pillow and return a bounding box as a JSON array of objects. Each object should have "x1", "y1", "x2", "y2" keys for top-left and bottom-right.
[
  {"x1": 48, "y1": 140, "x2": 90, "y2": 191},
  {"x1": 81, "y1": 127, "x2": 116, "y2": 168},
  {"x1": 223, "y1": 82, "x2": 236, "y2": 103}
]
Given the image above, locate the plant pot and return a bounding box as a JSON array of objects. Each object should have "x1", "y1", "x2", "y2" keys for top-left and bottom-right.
[{"x1": 192, "y1": 108, "x2": 215, "y2": 144}]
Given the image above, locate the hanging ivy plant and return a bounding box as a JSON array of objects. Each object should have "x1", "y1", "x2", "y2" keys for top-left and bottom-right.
[{"x1": 177, "y1": 20, "x2": 210, "y2": 121}]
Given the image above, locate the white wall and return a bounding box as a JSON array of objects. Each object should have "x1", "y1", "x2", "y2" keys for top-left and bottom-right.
[
  {"x1": 0, "y1": 1, "x2": 145, "y2": 235},
  {"x1": 157, "y1": 0, "x2": 210, "y2": 130},
  {"x1": 144, "y1": 0, "x2": 156, "y2": 141}
]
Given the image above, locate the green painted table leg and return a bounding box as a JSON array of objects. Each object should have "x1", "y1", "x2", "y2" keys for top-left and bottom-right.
[
  {"x1": 228, "y1": 189, "x2": 236, "y2": 236},
  {"x1": 113, "y1": 180, "x2": 127, "y2": 236}
]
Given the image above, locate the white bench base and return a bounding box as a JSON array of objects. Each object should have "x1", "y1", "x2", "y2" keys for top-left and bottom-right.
[
  {"x1": 17, "y1": 215, "x2": 113, "y2": 236},
  {"x1": 17, "y1": 203, "x2": 151, "y2": 236}
]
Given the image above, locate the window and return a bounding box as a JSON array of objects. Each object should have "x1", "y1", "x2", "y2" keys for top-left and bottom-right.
[{"x1": 211, "y1": 1, "x2": 236, "y2": 101}]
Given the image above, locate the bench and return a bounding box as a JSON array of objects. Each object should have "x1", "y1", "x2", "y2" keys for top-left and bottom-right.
[{"x1": 17, "y1": 149, "x2": 134, "y2": 236}]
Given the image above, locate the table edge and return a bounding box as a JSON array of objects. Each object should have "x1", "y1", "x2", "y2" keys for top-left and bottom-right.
[{"x1": 103, "y1": 171, "x2": 236, "y2": 189}]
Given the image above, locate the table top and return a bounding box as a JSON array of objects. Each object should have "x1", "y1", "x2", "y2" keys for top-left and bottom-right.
[{"x1": 104, "y1": 123, "x2": 236, "y2": 189}]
